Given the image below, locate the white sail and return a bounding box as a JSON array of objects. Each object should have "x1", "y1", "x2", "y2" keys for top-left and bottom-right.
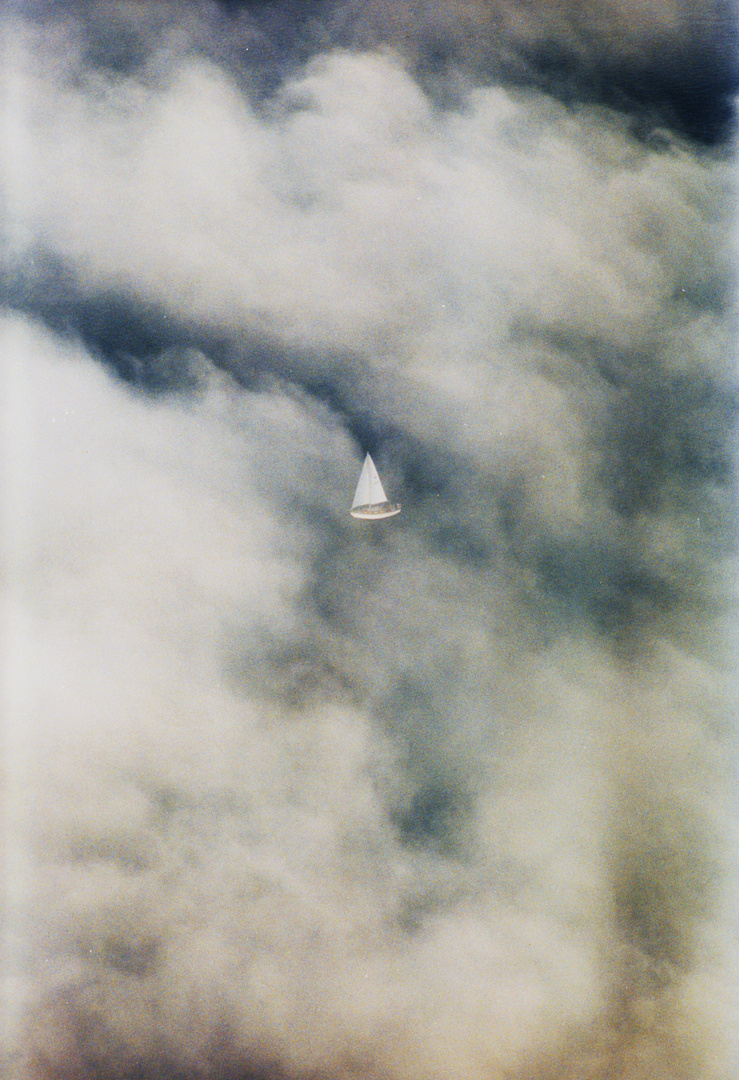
[
  {"x1": 350, "y1": 453, "x2": 401, "y2": 519},
  {"x1": 351, "y1": 454, "x2": 385, "y2": 508}
]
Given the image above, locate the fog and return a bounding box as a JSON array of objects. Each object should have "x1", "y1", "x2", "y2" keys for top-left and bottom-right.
[{"x1": 1, "y1": 3, "x2": 737, "y2": 1078}]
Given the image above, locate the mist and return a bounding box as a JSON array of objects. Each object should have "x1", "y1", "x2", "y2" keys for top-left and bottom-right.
[{"x1": 1, "y1": 2, "x2": 737, "y2": 1078}]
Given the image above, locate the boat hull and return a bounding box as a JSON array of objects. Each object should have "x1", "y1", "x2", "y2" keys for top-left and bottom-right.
[{"x1": 350, "y1": 502, "x2": 401, "y2": 520}]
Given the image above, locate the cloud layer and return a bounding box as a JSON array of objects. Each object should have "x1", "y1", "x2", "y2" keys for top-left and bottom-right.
[{"x1": 1, "y1": 4, "x2": 737, "y2": 1078}]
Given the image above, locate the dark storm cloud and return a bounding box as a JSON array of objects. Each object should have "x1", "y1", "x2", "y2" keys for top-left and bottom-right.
[
  {"x1": 326, "y1": 0, "x2": 738, "y2": 141},
  {"x1": 17, "y1": 0, "x2": 328, "y2": 100},
  {"x1": 1, "y1": 3, "x2": 738, "y2": 1079},
  {"x1": 17, "y1": 0, "x2": 739, "y2": 140}
]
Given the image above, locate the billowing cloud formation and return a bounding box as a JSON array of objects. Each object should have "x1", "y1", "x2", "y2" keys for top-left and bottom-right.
[
  {"x1": 16, "y1": 0, "x2": 739, "y2": 140},
  {"x1": 1, "y1": 4, "x2": 737, "y2": 1079}
]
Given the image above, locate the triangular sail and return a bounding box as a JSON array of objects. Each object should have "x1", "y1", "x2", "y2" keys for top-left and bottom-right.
[
  {"x1": 350, "y1": 453, "x2": 401, "y2": 519},
  {"x1": 351, "y1": 454, "x2": 387, "y2": 509}
]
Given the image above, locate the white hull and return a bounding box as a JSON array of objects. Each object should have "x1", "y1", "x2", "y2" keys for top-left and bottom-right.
[{"x1": 350, "y1": 501, "x2": 401, "y2": 520}]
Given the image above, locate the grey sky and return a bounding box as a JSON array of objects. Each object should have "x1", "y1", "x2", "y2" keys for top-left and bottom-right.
[{"x1": 1, "y1": 3, "x2": 737, "y2": 1077}]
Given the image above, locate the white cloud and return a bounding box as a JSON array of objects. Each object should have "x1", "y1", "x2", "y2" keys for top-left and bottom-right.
[{"x1": 0, "y1": 14, "x2": 736, "y2": 1078}]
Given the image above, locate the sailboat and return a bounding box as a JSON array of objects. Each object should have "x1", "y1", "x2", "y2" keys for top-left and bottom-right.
[{"x1": 350, "y1": 453, "x2": 401, "y2": 519}]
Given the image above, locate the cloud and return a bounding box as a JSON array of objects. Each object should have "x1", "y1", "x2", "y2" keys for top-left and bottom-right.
[
  {"x1": 1, "y1": 7, "x2": 737, "y2": 1079},
  {"x1": 18, "y1": 0, "x2": 738, "y2": 141}
]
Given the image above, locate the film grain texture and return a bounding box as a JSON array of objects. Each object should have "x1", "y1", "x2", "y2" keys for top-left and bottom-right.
[{"x1": 1, "y1": 2, "x2": 738, "y2": 1078}]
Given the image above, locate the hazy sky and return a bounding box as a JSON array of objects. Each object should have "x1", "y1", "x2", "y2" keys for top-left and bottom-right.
[{"x1": 1, "y1": 2, "x2": 738, "y2": 1078}]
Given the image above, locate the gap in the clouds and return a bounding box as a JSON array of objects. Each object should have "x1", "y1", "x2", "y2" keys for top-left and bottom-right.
[
  {"x1": 7, "y1": 263, "x2": 318, "y2": 401},
  {"x1": 510, "y1": 318, "x2": 739, "y2": 529},
  {"x1": 514, "y1": 39, "x2": 739, "y2": 147},
  {"x1": 13, "y1": 284, "x2": 725, "y2": 666},
  {"x1": 25, "y1": 273, "x2": 719, "y2": 657},
  {"x1": 80, "y1": 13, "x2": 157, "y2": 77},
  {"x1": 323, "y1": 0, "x2": 738, "y2": 146},
  {"x1": 498, "y1": 482, "x2": 721, "y2": 660},
  {"x1": 43, "y1": 0, "x2": 334, "y2": 105},
  {"x1": 10, "y1": 262, "x2": 735, "y2": 659},
  {"x1": 393, "y1": 779, "x2": 471, "y2": 858},
  {"x1": 607, "y1": 37, "x2": 739, "y2": 148},
  {"x1": 8, "y1": 257, "x2": 504, "y2": 529},
  {"x1": 31, "y1": 1028, "x2": 296, "y2": 1080},
  {"x1": 605, "y1": 377, "x2": 738, "y2": 515},
  {"x1": 29, "y1": 0, "x2": 739, "y2": 147}
]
